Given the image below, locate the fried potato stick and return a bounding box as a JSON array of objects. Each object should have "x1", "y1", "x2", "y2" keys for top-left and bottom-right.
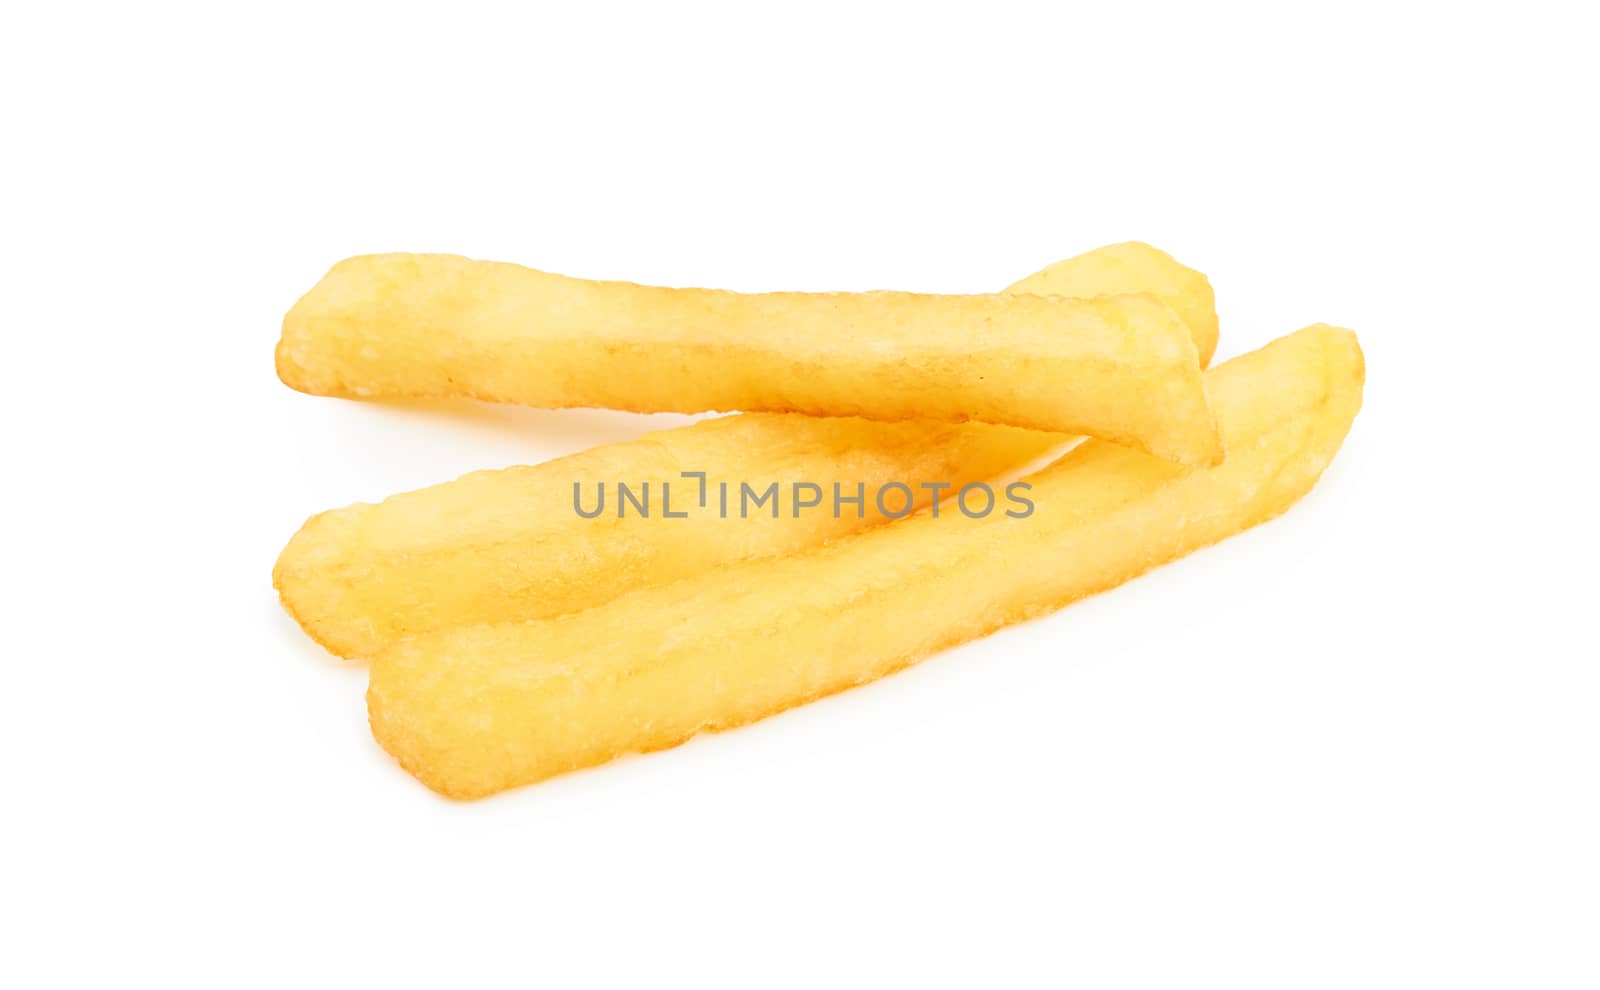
[
  {"x1": 277, "y1": 251, "x2": 1221, "y2": 463},
  {"x1": 369, "y1": 325, "x2": 1364, "y2": 798},
  {"x1": 276, "y1": 245, "x2": 1215, "y2": 658},
  {"x1": 1011, "y1": 241, "x2": 1217, "y2": 366},
  {"x1": 278, "y1": 415, "x2": 1056, "y2": 659}
]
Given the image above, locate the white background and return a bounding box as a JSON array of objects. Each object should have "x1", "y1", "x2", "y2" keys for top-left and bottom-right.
[{"x1": 5, "y1": 2, "x2": 1596, "y2": 987}]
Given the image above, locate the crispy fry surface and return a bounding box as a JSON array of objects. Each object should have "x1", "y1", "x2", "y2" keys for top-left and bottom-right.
[
  {"x1": 277, "y1": 253, "x2": 1220, "y2": 462},
  {"x1": 276, "y1": 246, "x2": 1216, "y2": 658},
  {"x1": 369, "y1": 325, "x2": 1364, "y2": 798}
]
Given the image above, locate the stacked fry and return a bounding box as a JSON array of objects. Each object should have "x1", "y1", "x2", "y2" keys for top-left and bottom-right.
[{"x1": 274, "y1": 243, "x2": 1364, "y2": 799}]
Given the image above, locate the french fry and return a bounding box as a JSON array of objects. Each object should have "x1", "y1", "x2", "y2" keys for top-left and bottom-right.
[
  {"x1": 277, "y1": 251, "x2": 1221, "y2": 463},
  {"x1": 276, "y1": 414, "x2": 1057, "y2": 658},
  {"x1": 1009, "y1": 241, "x2": 1217, "y2": 367},
  {"x1": 276, "y1": 245, "x2": 1215, "y2": 658},
  {"x1": 368, "y1": 325, "x2": 1364, "y2": 798}
]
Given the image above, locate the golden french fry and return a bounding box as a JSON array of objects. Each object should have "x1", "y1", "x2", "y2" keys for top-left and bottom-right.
[
  {"x1": 276, "y1": 414, "x2": 1057, "y2": 659},
  {"x1": 275, "y1": 245, "x2": 1215, "y2": 658},
  {"x1": 1009, "y1": 241, "x2": 1217, "y2": 367},
  {"x1": 277, "y1": 252, "x2": 1221, "y2": 463},
  {"x1": 368, "y1": 325, "x2": 1364, "y2": 799}
]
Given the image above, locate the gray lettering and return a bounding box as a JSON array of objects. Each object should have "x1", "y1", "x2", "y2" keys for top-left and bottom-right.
[{"x1": 958, "y1": 482, "x2": 995, "y2": 518}]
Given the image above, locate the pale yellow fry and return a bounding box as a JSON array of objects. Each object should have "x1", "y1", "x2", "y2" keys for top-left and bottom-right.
[
  {"x1": 277, "y1": 414, "x2": 1055, "y2": 659},
  {"x1": 277, "y1": 251, "x2": 1220, "y2": 463},
  {"x1": 369, "y1": 325, "x2": 1364, "y2": 799},
  {"x1": 276, "y1": 244, "x2": 1215, "y2": 658},
  {"x1": 1011, "y1": 241, "x2": 1217, "y2": 366}
]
